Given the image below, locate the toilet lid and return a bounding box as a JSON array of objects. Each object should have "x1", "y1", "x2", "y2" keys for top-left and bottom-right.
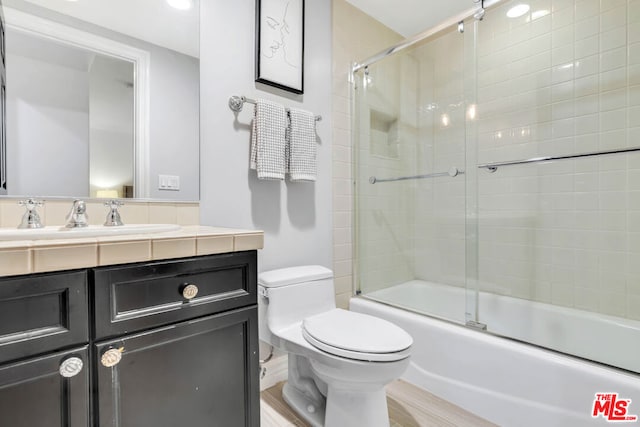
[{"x1": 302, "y1": 309, "x2": 412, "y2": 362}]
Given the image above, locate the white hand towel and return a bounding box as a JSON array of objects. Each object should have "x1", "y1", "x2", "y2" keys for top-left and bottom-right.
[
  {"x1": 288, "y1": 108, "x2": 317, "y2": 182},
  {"x1": 250, "y1": 99, "x2": 287, "y2": 180}
]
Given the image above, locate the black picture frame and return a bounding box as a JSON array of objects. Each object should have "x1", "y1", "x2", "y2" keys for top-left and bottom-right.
[{"x1": 255, "y1": 0, "x2": 304, "y2": 94}]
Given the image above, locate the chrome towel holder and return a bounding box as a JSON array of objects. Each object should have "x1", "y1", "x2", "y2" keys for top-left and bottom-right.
[{"x1": 228, "y1": 95, "x2": 322, "y2": 122}]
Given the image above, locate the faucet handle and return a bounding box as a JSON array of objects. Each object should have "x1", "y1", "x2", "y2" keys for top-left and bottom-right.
[
  {"x1": 104, "y1": 199, "x2": 124, "y2": 209},
  {"x1": 104, "y1": 200, "x2": 124, "y2": 227},
  {"x1": 18, "y1": 198, "x2": 44, "y2": 229},
  {"x1": 19, "y1": 198, "x2": 44, "y2": 209}
]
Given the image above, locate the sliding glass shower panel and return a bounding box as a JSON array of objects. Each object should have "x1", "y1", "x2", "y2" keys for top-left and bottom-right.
[
  {"x1": 355, "y1": 23, "x2": 470, "y2": 325},
  {"x1": 474, "y1": 0, "x2": 640, "y2": 373},
  {"x1": 354, "y1": 52, "x2": 418, "y2": 296},
  {"x1": 353, "y1": 0, "x2": 640, "y2": 374}
]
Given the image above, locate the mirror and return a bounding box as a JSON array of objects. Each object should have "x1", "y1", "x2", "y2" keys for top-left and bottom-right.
[{"x1": 0, "y1": 0, "x2": 200, "y2": 200}]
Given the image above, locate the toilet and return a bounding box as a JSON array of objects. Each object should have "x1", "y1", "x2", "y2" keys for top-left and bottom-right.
[{"x1": 258, "y1": 265, "x2": 412, "y2": 427}]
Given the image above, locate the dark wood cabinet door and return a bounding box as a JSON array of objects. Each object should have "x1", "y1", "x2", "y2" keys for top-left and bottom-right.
[
  {"x1": 0, "y1": 346, "x2": 90, "y2": 427},
  {"x1": 95, "y1": 306, "x2": 259, "y2": 427}
]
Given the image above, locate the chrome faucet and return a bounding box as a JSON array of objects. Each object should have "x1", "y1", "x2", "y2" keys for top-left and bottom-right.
[
  {"x1": 65, "y1": 199, "x2": 89, "y2": 228},
  {"x1": 18, "y1": 199, "x2": 44, "y2": 229},
  {"x1": 103, "y1": 200, "x2": 124, "y2": 226}
]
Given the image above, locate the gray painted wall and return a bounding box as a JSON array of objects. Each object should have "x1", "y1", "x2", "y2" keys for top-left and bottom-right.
[
  {"x1": 149, "y1": 48, "x2": 199, "y2": 201},
  {"x1": 199, "y1": 0, "x2": 333, "y2": 272}
]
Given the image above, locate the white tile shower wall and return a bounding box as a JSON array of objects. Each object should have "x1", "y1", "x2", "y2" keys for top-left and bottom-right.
[
  {"x1": 473, "y1": 0, "x2": 640, "y2": 320},
  {"x1": 332, "y1": 0, "x2": 403, "y2": 304}
]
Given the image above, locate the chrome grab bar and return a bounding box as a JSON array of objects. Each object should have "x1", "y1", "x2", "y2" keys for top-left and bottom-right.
[
  {"x1": 477, "y1": 147, "x2": 640, "y2": 172},
  {"x1": 369, "y1": 167, "x2": 463, "y2": 184}
]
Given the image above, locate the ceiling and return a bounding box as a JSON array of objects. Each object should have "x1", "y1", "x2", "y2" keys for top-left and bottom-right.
[
  {"x1": 17, "y1": 0, "x2": 199, "y2": 57},
  {"x1": 10, "y1": 0, "x2": 474, "y2": 60},
  {"x1": 345, "y1": 0, "x2": 476, "y2": 37}
]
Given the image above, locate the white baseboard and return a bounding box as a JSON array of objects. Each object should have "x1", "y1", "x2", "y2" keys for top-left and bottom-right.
[{"x1": 260, "y1": 354, "x2": 288, "y2": 391}]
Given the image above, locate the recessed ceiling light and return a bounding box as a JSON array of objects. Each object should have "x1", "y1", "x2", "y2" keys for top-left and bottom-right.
[
  {"x1": 506, "y1": 4, "x2": 530, "y2": 18},
  {"x1": 166, "y1": 0, "x2": 193, "y2": 11}
]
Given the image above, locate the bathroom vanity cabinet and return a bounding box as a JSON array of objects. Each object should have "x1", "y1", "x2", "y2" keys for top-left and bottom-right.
[
  {"x1": 0, "y1": 250, "x2": 260, "y2": 427},
  {"x1": 0, "y1": 271, "x2": 90, "y2": 426}
]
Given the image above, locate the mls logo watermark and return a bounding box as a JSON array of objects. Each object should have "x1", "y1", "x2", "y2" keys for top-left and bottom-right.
[{"x1": 592, "y1": 393, "x2": 638, "y2": 422}]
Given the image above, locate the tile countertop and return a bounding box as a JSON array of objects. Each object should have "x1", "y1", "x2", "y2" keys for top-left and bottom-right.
[{"x1": 0, "y1": 226, "x2": 264, "y2": 277}]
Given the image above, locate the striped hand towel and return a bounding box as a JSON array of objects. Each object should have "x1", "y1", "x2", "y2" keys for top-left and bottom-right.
[
  {"x1": 288, "y1": 108, "x2": 317, "y2": 182},
  {"x1": 250, "y1": 99, "x2": 287, "y2": 180}
]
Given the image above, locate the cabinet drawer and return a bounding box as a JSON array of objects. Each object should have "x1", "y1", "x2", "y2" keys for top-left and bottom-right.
[
  {"x1": 93, "y1": 251, "x2": 257, "y2": 339},
  {"x1": 0, "y1": 271, "x2": 89, "y2": 364}
]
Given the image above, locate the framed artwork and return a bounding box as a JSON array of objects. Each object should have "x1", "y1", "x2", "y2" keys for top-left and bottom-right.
[{"x1": 255, "y1": 0, "x2": 304, "y2": 94}]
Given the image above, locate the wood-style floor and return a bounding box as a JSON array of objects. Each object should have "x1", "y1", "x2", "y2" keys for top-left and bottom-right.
[{"x1": 260, "y1": 380, "x2": 497, "y2": 427}]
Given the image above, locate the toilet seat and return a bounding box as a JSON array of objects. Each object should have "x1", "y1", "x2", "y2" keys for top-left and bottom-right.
[{"x1": 301, "y1": 309, "x2": 412, "y2": 362}]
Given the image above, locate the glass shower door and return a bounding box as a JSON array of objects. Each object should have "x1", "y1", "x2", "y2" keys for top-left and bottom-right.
[
  {"x1": 352, "y1": 0, "x2": 640, "y2": 374},
  {"x1": 470, "y1": 0, "x2": 640, "y2": 373},
  {"x1": 353, "y1": 52, "x2": 420, "y2": 302},
  {"x1": 354, "y1": 21, "x2": 472, "y2": 326}
]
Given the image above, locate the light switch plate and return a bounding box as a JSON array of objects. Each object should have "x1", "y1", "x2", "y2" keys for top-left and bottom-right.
[{"x1": 158, "y1": 175, "x2": 180, "y2": 191}]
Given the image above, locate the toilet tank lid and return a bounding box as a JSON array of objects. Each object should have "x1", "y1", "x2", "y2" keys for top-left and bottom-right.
[{"x1": 258, "y1": 265, "x2": 333, "y2": 288}]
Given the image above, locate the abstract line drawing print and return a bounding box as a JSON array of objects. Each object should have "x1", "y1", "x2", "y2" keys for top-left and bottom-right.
[
  {"x1": 262, "y1": 1, "x2": 297, "y2": 68},
  {"x1": 257, "y1": 0, "x2": 303, "y2": 93}
]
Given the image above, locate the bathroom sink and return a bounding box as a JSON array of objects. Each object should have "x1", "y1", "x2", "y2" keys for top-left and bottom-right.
[{"x1": 0, "y1": 224, "x2": 181, "y2": 241}]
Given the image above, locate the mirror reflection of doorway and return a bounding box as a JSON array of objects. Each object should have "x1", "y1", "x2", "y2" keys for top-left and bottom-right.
[{"x1": 6, "y1": 29, "x2": 135, "y2": 198}]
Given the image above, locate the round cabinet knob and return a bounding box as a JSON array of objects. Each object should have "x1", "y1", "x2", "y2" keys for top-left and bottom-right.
[
  {"x1": 101, "y1": 347, "x2": 124, "y2": 368},
  {"x1": 59, "y1": 357, "x2": 83, "y2": 378},
  {"x1": 182, "y1": 284, "x2": 199, "y2": 300}
]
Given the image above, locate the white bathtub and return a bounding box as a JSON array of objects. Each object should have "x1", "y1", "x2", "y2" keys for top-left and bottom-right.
[{"x1": 351, "y1": 281, "x2": 640, "y2": 427}]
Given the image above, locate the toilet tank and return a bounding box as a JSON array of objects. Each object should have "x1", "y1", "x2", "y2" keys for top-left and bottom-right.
[{"x1": 258, "y1": 265, "x2": 335, "y2": 342}]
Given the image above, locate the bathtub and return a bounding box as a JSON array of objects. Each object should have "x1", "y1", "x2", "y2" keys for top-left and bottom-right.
[{"x1": 351, "y1": 281, "x2": 640, "y2": 427}]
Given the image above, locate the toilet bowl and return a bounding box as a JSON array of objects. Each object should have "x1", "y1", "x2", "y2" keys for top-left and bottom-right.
[{"x1": 258, "y1": 265, "x2": 412, "y2": 427}]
